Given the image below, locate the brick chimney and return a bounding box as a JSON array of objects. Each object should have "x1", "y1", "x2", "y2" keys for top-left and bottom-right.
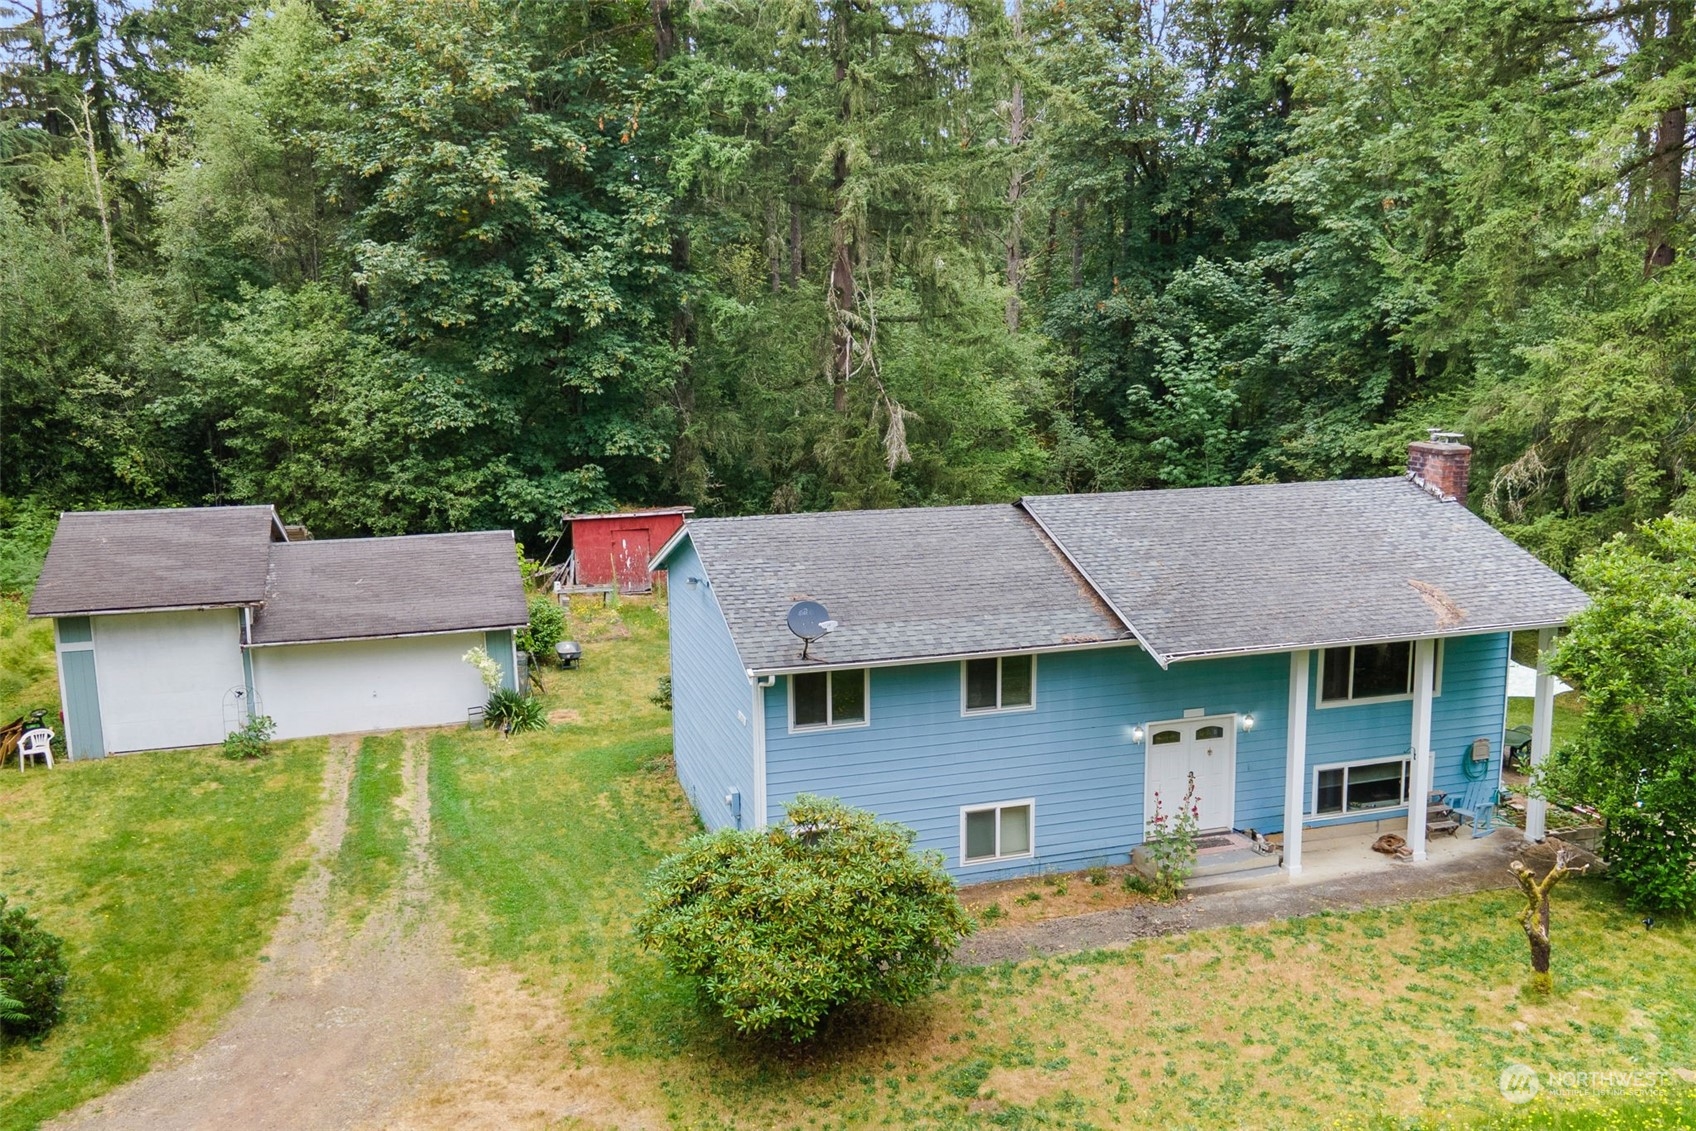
[{"x1": 1407, "y1": 431, "x2": 1471, "y2": 503}]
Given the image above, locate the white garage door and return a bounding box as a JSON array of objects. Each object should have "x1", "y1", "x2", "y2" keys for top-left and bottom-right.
[
  {"x1": 93, "y1": 609, "x2": 246, "y2": 753},
  {"x1": 252, "y1": 632, "x2": 494, "y2": 740}
]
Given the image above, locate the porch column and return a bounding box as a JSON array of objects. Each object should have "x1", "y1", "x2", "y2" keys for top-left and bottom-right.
[
  {"x1": 1283, "y1": 649, "x2": 1310, "y2": 878},
  {"x1": 1407, "y1": 638, "x2": 1438, "y2": 862},
  {"x1": 1525, "y1": 626, "x2": 1556, "y2": 842}
]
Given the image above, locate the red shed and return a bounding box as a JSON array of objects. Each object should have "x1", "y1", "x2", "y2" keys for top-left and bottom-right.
[{"x1": 562, "y1": 507, "x2": 694, "y2": 593}]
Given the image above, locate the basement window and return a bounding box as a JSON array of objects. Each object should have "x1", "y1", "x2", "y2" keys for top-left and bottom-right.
[
  {"x1": 1313, "y1": 758, "x2": 1412, "y2": 815},
  {"x1": 961, "y1": 800, "x2": 1035, "y2": 864},
  {"x1": 790, "y1": 669, "x2": 868, "y2": 730},
  {"x1": 962, "y1": 655, "x2": 1036, "y2": 714}
]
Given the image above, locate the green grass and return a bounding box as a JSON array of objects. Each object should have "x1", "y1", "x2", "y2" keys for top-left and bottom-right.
[
  {"x1": 1, "y1": 595, "x2": 57, "y2": 724},
  {"x1": 1507, "y1": 693, "x2": 1586, "y2": 755},
  {"x1": 330, "y1": 732, "x2": 409, "y2": 921},
  {"x1": 0, "y1": 740, "x2": 325, "y2": 1129},
  {"x1": 430, "y1": 598, "x2": 687, "y2": 967},
  {"x1": 1507, "y1": 629, "x2": 1586, "y2": 753}
]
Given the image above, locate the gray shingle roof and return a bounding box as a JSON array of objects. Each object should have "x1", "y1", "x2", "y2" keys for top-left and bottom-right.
[
  {"x1": 1020, "y1": 478, "x2": 1590, "y2": 666},
  {"x1": 675, "y1": 505, "x2": 1130, "y2": 673},
  {"x1": 29, "y1": 506, "x2": 282, "y2": 617},
  {"x1": 250, "y1": 531, "x2": 528, "y2": 645}
]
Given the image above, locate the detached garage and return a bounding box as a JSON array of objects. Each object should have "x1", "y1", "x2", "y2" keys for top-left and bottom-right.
[{"x1": 28, "y1": 506, "x2": 528, "y2": 757}]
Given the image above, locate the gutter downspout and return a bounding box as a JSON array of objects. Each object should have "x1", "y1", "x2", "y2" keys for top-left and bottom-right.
[
  {"x1": 240, "y1": 607, "x2": 258, "y2": 721},
  {"x1": 751, "y1": 672, "x2": 776, "y2": 829}
]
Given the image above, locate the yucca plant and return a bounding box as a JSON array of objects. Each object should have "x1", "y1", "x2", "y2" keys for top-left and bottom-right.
[{"x1": 484, "y1": 688, "x2": 547, "y2": 734}]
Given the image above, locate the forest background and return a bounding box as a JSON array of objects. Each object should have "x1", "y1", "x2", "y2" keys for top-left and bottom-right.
[{"x1": 3, "y1": 0, "x2": 1694, "y2": 582}]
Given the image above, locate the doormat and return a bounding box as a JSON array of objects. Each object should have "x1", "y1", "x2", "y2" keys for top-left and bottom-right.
[{"x1": 1194, "y1": 835, "x2": 1238, "y2": 851}]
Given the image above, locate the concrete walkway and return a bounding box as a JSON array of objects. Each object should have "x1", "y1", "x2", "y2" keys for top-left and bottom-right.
[{"x1": 958, "y1": 833, "x2": 1598, "y2": 966}]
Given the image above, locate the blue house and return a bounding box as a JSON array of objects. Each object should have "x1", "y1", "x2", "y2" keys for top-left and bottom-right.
[{"x1": 653, "y1": 438, "x2": 1588, "y2": 883}]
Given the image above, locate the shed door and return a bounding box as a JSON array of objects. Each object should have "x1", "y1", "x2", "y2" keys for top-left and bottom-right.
[
  {"x1": 60, "y1": 648, "x2": 106, "y2": 759},
  {"x1": 1143, "y1": 717, "x2": 1236, "y2": 832},
  {"x1": 612, "y1": 528, "x2": 653, "y2": 593}
]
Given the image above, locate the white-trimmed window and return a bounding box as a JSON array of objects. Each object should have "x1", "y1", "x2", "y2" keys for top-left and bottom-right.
[
  {"x1": 961, "y1": 800, "x2": 1034, "y2": 864},
  {"x1": 1317, "y1": 640, "x2": 1444, "y2": 705},
  {"x1": 789, "y1": 669, "x2": 869, "y2": 730},
  {"x1": 1312, "y1": 757, "x2": 1412, "y2": 816},
  {"x1": 961, "y1": 655, "x2": 1036, "y2": 714}
]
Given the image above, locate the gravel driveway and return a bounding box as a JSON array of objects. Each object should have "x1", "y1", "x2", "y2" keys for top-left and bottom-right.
[{"x1": 51, "y1": 736, "x2": 468, "y2": 1131}]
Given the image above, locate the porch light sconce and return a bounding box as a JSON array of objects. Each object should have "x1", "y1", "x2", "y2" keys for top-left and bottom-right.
[
  {"x1": 1130, "y1": 725, "x2": 1145, "y2": 744},
  {"x1": 1241, "y1": 713, "x2": 1256, "y2": 733},
  {"x1": 686, "y1": 576, "x2": 704, "y2": 588}
]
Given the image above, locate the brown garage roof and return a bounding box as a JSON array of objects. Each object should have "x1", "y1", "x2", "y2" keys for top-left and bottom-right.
[
  {"x1": 28, "y1": 506, "x2": 284, "y2": 617},
  {"x1": 30, "y1": 506, "x2": 528, "y2": 644},
  {"x1": 249, "y1": 532, "x2": 528, "y2": 646}
]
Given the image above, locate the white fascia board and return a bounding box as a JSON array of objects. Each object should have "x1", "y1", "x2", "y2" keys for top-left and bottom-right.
[
  {"x1": 648, "y1": 523, "x2": 693, "y2": 571},
  {"x1": 1161, "y1": 619, "x2": 1580, "y2": 666},
  {"x1": 749, "y1": 635, "x2": 1137, "y2": 678},
  {"x1": 31, "y1": 600, "x2": 262, "y2": 620}
]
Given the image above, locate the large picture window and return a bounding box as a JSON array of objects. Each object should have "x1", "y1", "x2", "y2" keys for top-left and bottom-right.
[
  {"x1": 1312, "y1": 758, "x2": 1411, "y2": 815},
  {"x1": 1318, "y1": 641, "x2": 1443, "y2": 705},
  {"x1": 962, "y1": 655, "x2": 1035, "y2": 714},
  {"x1": 790, "y1": 669, "x2": 868, "y2": 729},
  {"x1": 961, "y1": 800, "x2": 1034, "y2": 864}
]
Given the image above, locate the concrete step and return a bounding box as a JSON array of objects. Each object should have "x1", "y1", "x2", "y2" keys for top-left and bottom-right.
[{"x1": 1132, "y1": 832, "x2": 1284, "y2": 889}]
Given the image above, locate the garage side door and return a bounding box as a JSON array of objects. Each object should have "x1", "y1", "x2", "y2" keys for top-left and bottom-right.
[
  {"x1": 253, "y1": 632, "x2": 491, "y2": 740},
  {"x1": 93, "y1": 609, "x2": 246, "y2": 752}
]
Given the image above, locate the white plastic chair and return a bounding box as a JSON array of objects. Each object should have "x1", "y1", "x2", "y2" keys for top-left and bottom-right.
[{"x1": 18, "y1": 728, "x2": 53, "y2": 771}]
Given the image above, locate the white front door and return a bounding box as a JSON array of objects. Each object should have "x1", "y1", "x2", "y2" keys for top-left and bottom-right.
[{"x1": 1144, "y1": 716, "x2": 1236, "y2": 832}]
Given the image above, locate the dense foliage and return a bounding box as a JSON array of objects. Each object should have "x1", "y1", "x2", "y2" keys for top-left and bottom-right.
[
  {"x1": 0, "y1": 895, "x2": 69, "y2": 1041},
  {"x1": 483, "y1": 687, "x2": 546, "y2": 734},
  {"x1": 1545, "y1": 517, "x2": 1696, "y2": 914},
  {"x1": 517, "y1": 595, "x2": 566, "y2": 660},
  {"x1": 635, "y1": 794, "x2": 972, "y2": 1041},
  {"x1": 1, "y1": 0, "x2": 1693, "y2": 566}
]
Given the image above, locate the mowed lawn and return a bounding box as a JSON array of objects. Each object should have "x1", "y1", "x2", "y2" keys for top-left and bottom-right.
[
  {"x1": 0, "y1": 741, "x2": 325, "y2": 1129},
  {"x1": 428, "y1": 596, "x2": 1696, "y2": 1130}
]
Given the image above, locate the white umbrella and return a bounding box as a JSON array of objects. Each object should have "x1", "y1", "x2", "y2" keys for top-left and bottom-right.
[{"x1": 1508, "y1": 660, "x2": 1572, "y2": 698}]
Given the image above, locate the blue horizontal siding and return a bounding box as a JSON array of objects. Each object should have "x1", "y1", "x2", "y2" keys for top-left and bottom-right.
[
  {"x1": 755, "y1": 632, "x2": 1512, "y2": 882},
  {"x1": 1296, "y1": 634, "x2": 1509, "y2": 825},
  {"x1": 667, "y1": 540, "x2": 755, "y2": 831},
  {"x1": 764, "y1": 646, "x2": 1294, "y2": 881},
  {"x1": 1431, "y1": 633, "x2": 1510, "y2": 807},
  {"x1": 765, "y1": 649, "x2": 1139, "y2": 881}
]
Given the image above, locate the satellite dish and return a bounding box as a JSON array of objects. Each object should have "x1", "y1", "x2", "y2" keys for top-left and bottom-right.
[{"x1": 786, "y1": 600, "x2": 838, "y2": 659}]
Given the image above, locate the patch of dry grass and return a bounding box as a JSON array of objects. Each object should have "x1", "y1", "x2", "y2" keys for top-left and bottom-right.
[{"x1": 960, "y1": 864, "x2": 1153, "y2": 927}]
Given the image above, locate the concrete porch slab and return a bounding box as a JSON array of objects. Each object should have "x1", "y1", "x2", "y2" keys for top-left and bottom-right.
[{"x1": 957, "y1": 833, "x2": 1602, "y2": 967}]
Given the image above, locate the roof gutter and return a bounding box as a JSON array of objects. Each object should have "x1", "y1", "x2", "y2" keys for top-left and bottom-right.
[
  {"x1": 28, "y1": 600, "x2": 264, "y2": 619},
  {"x1": 245, "y1": 622, "x2": 529, "y2": 648},
  {"x1": 1162, "y1": 618, "x2": 1584, "y2": 665},
  {"x1": 1015, "y1": 499, "x2": 1169, "y2": 668},
  {"x1": 748, "y1": 634, "x2": 1138, "y2": 678}
]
